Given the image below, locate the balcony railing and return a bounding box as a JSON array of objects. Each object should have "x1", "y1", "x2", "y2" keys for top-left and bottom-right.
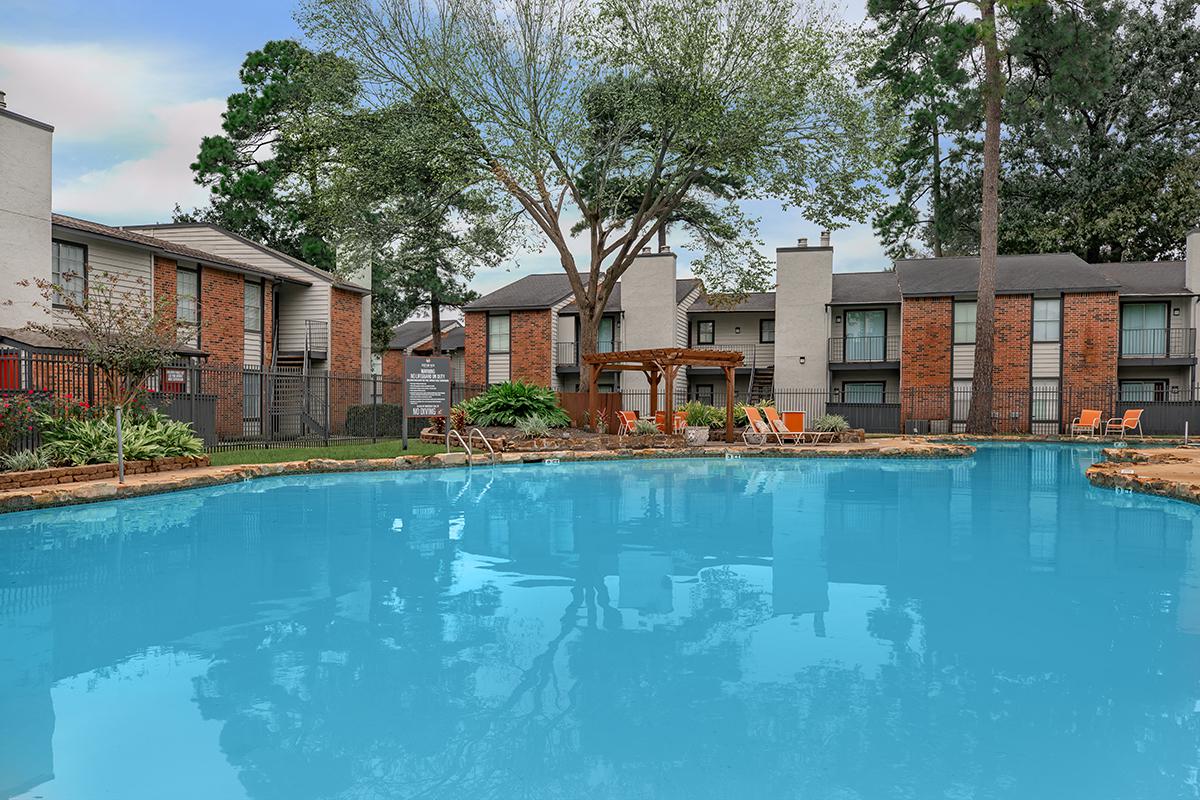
[
  {"x1": 1119, "y1": 327, "x2": 1196, "y2": 359},
  {"x1": 305, "y1": 320, "x2": 329, "y2": 355},
  {"x1": 556, "y1": 340, "x2": 620, "y2": 367},
  {"x1": 828, "y1": 334, "x2": 901, "y2": 364},
  {"x1": 692, "y1": 343, "x2": 772, "y2": 368}
]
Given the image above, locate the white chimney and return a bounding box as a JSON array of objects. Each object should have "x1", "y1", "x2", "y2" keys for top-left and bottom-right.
[
  {"x1": 0, "y1": 99, "x2": 53, "y2": 330},
  {"x1": 820, "y1": 230, "x2": 831, "y2": 248},
  {"x1": 1187, "y1": 227, "x2": 1200, "y2": 295},
  {"x1": 774, "y1": 237, "x2": 833, "y2": 392},
  {"x1": 797, "y1": 237, "x2": 808, "y2": 248},
  {"x1": 620, "y1": 248, "x2": 678, "y2": 392}
]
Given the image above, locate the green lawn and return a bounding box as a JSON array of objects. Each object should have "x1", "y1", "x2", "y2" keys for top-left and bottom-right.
[{"x1": 209, "y1": 439, "x2": 458, "y2": 466}]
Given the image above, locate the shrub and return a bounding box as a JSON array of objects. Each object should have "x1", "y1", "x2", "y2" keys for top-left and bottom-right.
[
  {"x1": 0, "y1": 448, "x2": 50, "y2": 472},
  {"x1": 460, "y1": 381, "x2": 570, "y2": 427},
  {"x1": 0, "y1": 394, "x2": 38, "y2": 451},
  {"x1": 632, "y1": 419, "x2": 659, "y2": 435},
  {"x1": 681, "y1": 401, "x2": 724, "y2": 428},
  {"x1": 450, "y1": 403, "x2": 469, "y2": 432},
  {"x1": 812, "y1": 413, "x2": 850, "y2": 432},
  {"x1": 515, "y1": 413, "x2": 553, "y2": 439},
  {"x1": 37, "y1": 410, "x2": 203, "y2": 466}
]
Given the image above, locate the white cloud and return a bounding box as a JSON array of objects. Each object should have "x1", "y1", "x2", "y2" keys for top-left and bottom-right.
[
  {"x1": 52, "y1": 98, "x2": 225, "y2": 222},
  {"x1": 0, "y1": 41, "x2": 226, "y2": 222}
]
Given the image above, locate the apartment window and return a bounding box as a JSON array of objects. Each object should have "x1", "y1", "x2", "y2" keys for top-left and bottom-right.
[
  {"x1": 488, "y1": 314, "x2": 510, "y2": 353},
  {"x1": 51, "y1": 241, "x2": 87, "y2": 307},
  {"x1": 176, "y1": 267, "x2": 199, "y2": 346},
  {"x1": 953, "y1": 301, "x2": 977, "y2": 344},
  {"x1": 1121, "y1": 302, "x2": 1168, "y2": 357},
  {"x1": 759, "y1": 318, "x2": 775, "y2": 344},
  {"x1": 1033, "y1": 299, "x2": 1060, "y2": 342},
  {"x1": 243, "y1": 281, "x2": 263, "y2": 333},
  {"x1": 843, "y1": 381, "x2": 885, "y2": 404},
  {"x1": 693, "y1": 384, "x2": 714, "y2": 405},
  {"x1": 1119, "y1": 379, "x2": 1167, "y2": 402},
  {"x1": 697, "y1": 320, "x2": 715, "y2": 345}
]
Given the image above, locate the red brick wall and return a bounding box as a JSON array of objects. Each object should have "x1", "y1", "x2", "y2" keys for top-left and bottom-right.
[
  {"x1": 993, "y1": 294, "x2": 1033, "y2": 432},
  {"x1": 900, "y1": 296, "x2": 953, "y2": 423},
  {"x1": 510, "y1": 309, "x2": 553, "y2": 386},
  {"x1": 200, "y1": 268, "x2": 244, "y2": 366},
  {"x1": 1063, "y1": 291, "x2": 1118, "y2": 405},
  {"x1": 153, "y1": 256, "x2": 177, "y2": 321},
  {"x1": 464, "y1": 311, "x2": 487, "y2": 385},
  {"x1": 381, "y1": 348, "x2": 404, "y2": 403},
  {"x1": 329, "y1": 288, "x2": 365, "y2": 434}
]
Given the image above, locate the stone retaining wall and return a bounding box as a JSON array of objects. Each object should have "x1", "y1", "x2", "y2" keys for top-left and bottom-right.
[{"x1": 0, "y1": 456, "x2": 211, "y2": 491}]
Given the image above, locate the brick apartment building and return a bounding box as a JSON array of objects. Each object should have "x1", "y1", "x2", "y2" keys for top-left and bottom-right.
[
  {"x1": 0, "y1": 98, "x2": 371, "y2": 443},
  {"x1": 464, "y1": 230, "x2": 1200, "y2": 434}
]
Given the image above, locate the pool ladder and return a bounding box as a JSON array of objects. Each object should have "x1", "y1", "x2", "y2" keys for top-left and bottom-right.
[{"x1": 446, "y1": 428, "x2": 497, "y2": 465}]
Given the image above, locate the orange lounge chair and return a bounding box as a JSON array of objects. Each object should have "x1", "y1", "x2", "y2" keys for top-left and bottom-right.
[
  {"x1": 616, "y1": 410, "x2": 639, "y2": 435},
  {"x1": 1070, "y1": 409, "x2": 1102, "y2": 438},
  {"x1": 742, "y1": 406, "x2": 776, "y2": 445},
  {"x1": 654, "y1": 410, "x2": 687, "y2": 434},
  {"x1": 763, "y1": 407, "x2": 836, "y2": 444},
  {"x1": 1104, "y1": 408, "x2": 1144, "y2": 440}
]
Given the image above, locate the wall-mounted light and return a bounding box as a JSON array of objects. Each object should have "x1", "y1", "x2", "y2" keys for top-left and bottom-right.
[
  {"x1": 799, "y1": 356, "x2": 806, "y2": 365},
  {"x1": 734, "y1": 326, "x2": 741, "y2": 334},
  {"x1": 1174, "y1": 307, "x2": 1181, "y2": 316},
  {"x1": 835, "y1": 315, "x2": 842, "y2": 324}
]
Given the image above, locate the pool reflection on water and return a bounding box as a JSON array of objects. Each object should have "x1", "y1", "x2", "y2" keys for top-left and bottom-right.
[{"x1": 1, "y1": 444, "x2": 1199, "y2": 799}]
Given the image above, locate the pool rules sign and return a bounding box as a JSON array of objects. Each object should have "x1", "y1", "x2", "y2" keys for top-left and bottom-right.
[{"x1": 404, "y1": 356, "x2": 452, "y2": 418}]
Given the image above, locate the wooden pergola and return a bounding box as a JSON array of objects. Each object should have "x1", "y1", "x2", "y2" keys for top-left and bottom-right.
[{"x1": 584, "y1": 347, "x2": 745, "y2": 442}]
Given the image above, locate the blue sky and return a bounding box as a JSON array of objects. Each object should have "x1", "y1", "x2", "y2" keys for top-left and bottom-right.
[{"x1": 1, "y1": 0, "x2": 887, "y2": 295}]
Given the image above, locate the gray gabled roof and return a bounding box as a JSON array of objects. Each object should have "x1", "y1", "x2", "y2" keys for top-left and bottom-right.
[
  {"x1": 52, "y1": 214, "x2": 309, "y2": 286},
  {"x1": 1095, "y1": 261, "x2": 1188, "y2": 296},
  {"x1": 560, "y1": 278, "x2": 701, "y2": 314},
  {"x1": 832, "y1": 271, "x2": 901, "y2": 304},
  {"x1": 689, "y1": 292, "x2": 776, "y2": 313},
  {"x1": 387, "y1": 319, "x2": 463, "y2": 351},
  {"x1": 895, "y1": 253, "x2": 1116, "y2": 296},
  {"x1": 465, "y1": 273, "x2": 575, "y2": 311}
]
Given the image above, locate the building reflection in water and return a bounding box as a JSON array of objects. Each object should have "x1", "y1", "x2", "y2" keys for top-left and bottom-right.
[{"x1": 0, "y1": 447, "x2": 1199, "y2": 799}]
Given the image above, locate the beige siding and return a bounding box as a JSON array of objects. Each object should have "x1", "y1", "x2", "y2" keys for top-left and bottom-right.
[
  {"x1": 952, "y1": 344, "x2": 975, "y2": 380},
  {"x1": 549, "y1": 297, "x2": 571, "y2": 389},
  {"x1": 1031, "y1": 342, "x2": 1060, "y2": 379},
  {"x1": 126, "y1": 225, "x2": 331, "y2": 353},
  {"x1": 832, "y1": 372, "x2": 900, "y2": 396},
  {"x1": 676, "y1": 286, "x2": 702, "y2": 347},
  {"x1": 487, "y1": 352, "x2": 510, "y2": 384},
  {"x1": 690, "y1": 311, "x2": 774, "y2": 367},
  {"x1": 81, "y1": 238, "x2": 154, "y2": 305}
]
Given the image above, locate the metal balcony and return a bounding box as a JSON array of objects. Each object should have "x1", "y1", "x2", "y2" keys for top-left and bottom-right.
[
  {"x1": 1119, "y1": 328, "x2": 1196, "y2": 360},
  {"x1": 691, "y1": 343, "x2": 770, "y2": 368},
  {"x1": 828, "y1": 334, "x2": 901, "y2": 364},
  {"x1": 556, "y1": 340, "x2": 619, "y2": 368}
]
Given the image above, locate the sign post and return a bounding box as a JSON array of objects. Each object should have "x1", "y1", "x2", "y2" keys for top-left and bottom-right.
[{"x1": 404, "y1": 356, "x2": 452, "y2": 451}]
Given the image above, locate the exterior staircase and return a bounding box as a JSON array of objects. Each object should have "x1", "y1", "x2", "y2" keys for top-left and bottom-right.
[{"x1": 749, "y1": 366, "x2": 774, "y2": 403}]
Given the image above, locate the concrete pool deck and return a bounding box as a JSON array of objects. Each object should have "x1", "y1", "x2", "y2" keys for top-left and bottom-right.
[
  {"x1": 1087, "y1": 445, "x2": 1200, "y2": 505},
  {"x1": 0, "y1": 437, "x2": 972, "y2": 514}
]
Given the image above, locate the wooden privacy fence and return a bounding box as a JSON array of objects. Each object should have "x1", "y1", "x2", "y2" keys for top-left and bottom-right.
[{"x1": 558, "y1": 391, "x2": 621, "y2": 432}]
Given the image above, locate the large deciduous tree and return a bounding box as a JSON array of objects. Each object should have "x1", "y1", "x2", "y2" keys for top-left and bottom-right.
[{"x1": 299, "y1": 0, "x2": 892, "y2": 384}]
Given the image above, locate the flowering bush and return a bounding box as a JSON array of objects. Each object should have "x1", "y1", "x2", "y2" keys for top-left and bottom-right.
[{"x1": 0, "y1": 394, "x2": 38, "y2": 450}]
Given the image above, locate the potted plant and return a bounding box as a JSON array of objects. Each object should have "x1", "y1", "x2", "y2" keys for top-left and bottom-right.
[{"x1": 682, "y1": 402, "x2": 721, "y2": 446}]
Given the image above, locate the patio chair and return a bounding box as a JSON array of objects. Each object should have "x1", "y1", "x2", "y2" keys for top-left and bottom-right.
[
  {"x1": 654, "y1": 410, "x2": 687, "y2": 434},
  {"x1": 616, "y1": 410, "x2": 639, "y2": 436},
  {"x1": 742, "y1": 406, "x2": 777, "y2": 445},
  {"x1": 763, "y1": 406, "x2": 836, "y2": 444},
  {"x1": 1070, "y1": 409, "x2": 1102, "y2": 438},
  {"x1": 1104, "y1": 408, "x2": 1144, "y2": 440}
]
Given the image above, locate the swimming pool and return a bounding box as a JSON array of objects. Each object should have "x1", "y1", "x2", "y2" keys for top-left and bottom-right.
[{"x1": 1, "y1": 444, "x2": 1198, "y2": 799}]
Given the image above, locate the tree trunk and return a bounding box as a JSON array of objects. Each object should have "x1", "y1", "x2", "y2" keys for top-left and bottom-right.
[
  {"x1": 430, "y1": 296, "x2": 442, "y2": 354},
  {"x1": 657, "y1": 223, "x2": 668, "y2": 252},
  {"x1": 930, "y1": 107, "x2": 944, "y2": 259},
  {"x1": 578, "y1": 309, "x2": 600, "y2": 391},
  {"x1": 967, "y1": 0, "x2": 1003, "y2": 435}
]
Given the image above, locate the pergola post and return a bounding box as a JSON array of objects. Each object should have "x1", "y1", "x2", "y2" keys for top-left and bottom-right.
[
  {"x1": 724, "y1": 365, "x2": 735, "y2": 443},
  {"x1": 588, "y1": 363, "x2": 600, "y2": 431},
  {"x1": 647, "y1": 369, "x2": 660, "y2": 419},
  {"x1": 664, "y1": 363, "x2": 678, "y2": 435}
]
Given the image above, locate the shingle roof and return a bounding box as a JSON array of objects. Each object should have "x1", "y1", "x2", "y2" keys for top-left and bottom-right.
[
  {"x1": 52, "y1": 214, "x2": 308, "y2": 286},
  {"x1": 126, "y1": 222, "x2": 369, "y2": 293},
  {"x1": 465, "y1": 274, "x2": 575, "y2": 311},
  {"x1": 387, "y1": 320, "x2": 464, "y2": 351},
  {"x1": 689, "y1": 292, "x2": 776, "y2": 313},
  {"x1": 560, "y1": 278, "x2": 701, "y2": 314},
  {"x1": 832, "y1": 271, "x2": 901, "y2": 304},
  {"x1": 895, "y1": 253, "x2": 1116, "y2": 296},
  {"x1": 1095, "y1": 261, "x2": 1188, "y2": 296}
]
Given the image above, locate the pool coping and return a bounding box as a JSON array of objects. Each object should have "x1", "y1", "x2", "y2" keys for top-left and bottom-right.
[
  {"x1": 1086, "y1": 446, "x2": 1200, "y2": 506},
  {"x1": 0, "y1": 439, "x2": 974, "y2": 514}
]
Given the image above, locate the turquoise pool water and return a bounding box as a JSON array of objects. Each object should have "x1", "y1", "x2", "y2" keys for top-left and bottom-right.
[{"x1": 1, "y1": 444, "x2": 1199, "y2": 799}]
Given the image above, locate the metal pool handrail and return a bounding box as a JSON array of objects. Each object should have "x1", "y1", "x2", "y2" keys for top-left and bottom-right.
[
  {"x1": 468, "y1": 429, "x2": 496, "y2": 464},
  {"x1": 447, "y1": 429, "x2": 471, "y2": 463}
]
